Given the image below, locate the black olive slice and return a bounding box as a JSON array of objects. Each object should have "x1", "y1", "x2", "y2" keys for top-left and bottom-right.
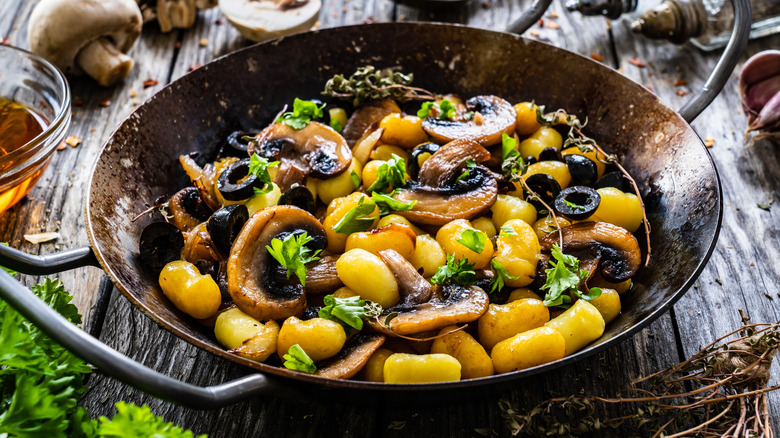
[
  {"x1": 554, "y1": 186, "x2": 601, "y2": 220},
  {"x1": 216, "y1": 158, "x2": 265, "y2": 201},
  {"x1": 139, "y1": 222, "x2": 184, "y2": 272},
  {"x1": 207, "y1": 204, "x2": 250, "y2": 255},
  {"x1": 407, "y1": 142, "x2": 440, "y2": 180},
  {"x1": 593, "y1": 171, "x2": 633, "y2": 193},
  {"x1": 525, "y1": 173, "x2": 561, "y2": 211},
  {"x1": 564, "y1": 154, "x2": 598, "y2": 187},
  {"x1": 221, "y1": 130, "x2": 256, "y2": 157},
  {"x1": 538, "y1": 147, "x2": 563, "y2": 162},
  {"x1": 278, "y1": 185, "x2": 316, "y2": 215}
]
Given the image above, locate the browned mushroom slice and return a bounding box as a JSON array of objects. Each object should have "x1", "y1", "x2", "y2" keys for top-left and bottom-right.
[
  {"x1": 342, "y1": 100, "x2": 401, "y2": 146},
  {"x1": 422, "y1": 95, "x2": 516, "y2": 146},
  {"x1": 391, "y1": 140, "x2": 497, "y2": 226},
  {"x1": 251, "y1": 121, "x2": 352, "y2": 190},
  {"x1": 227, "y1": 205, "x2": 327, "y2": 321},
  {"x1": 168, "y1": 187, "x2": 213, "y2": 232},
  {"x1": 539, "y1": 221, "x2": 641, "y2": 283},
  {"x1": 315, "y1": 333, "x2": 385, "y2": 379},
  {"x1": 303, "y1": 255, "x2": 343, "y2": 295},
  {"x1": 366, "y1": 249, "x2": 489, "y2": 336}
]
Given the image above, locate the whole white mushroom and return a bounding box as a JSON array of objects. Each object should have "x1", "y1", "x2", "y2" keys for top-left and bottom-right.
[
  {"x1": 28, "y1": 0, "x2": 143, "y2": 87},
  {"x1": 137, "y1": 0, "x2": 219, "y2": 33}
]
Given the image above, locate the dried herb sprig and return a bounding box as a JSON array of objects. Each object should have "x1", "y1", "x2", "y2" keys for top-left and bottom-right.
[
  {"x1": 322, "y1": 66, "x2": 436, "y2": 107},
  {"x1": 499, "y1": 316, "x2": 780, "y2": 437}
]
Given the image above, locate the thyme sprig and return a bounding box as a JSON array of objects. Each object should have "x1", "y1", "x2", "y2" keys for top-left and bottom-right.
[
  {"x1": 499, "y1": 315, "x2": 780, "y2": 437},
  {"x1": 322, "y1": 66, "x2": 436, "y2": 107}
]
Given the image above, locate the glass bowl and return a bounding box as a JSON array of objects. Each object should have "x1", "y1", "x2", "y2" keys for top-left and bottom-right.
[{"x1": 0, "y1": 44, "x2": 70, "y2": 213}]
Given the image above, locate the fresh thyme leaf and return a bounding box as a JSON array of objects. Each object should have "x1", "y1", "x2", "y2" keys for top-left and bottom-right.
[
  {"x1": 283, "y1": 344, "x2": 316, "y2": 374},
  {"x1": 276, "y1": 98, "x2": 325, "y2": 130},
  {"x1": 534, "y1": 104, "x2": 557, "y2": 126},
  {"x1": 247, "y1": 154, "x2": 279, "y2": 196},
  {"x1": 457, "y1": 229, "x2": 487, "y2": 254},
  {"x1": 540, "y1": 244, "x2": 601, "y2": 308},
  {"x1": 265, "y1": 232, "x2": 321, "y2": 287},
  {"x1": 322, "y1": 66, "x2": 418, "y2": 107},
  {"x1": 499, "y1": 225, "x2": 518, "y2": 236},
  {"x1": 564, "y1": 199, "x2": 586, "y2": 211},
  {"x1": 430, "y1": 254, "x2": 477, "y2": 286},
  {"x1": 500, "y1": 133, "x2": 527, "y2": 179},
  {"x1": 330, "y1": 118, "x2": 343, "y2": 133},
  {"x1": 350, "y1": 170, "x2": 361, "y2": 188},
  {"x1": 367, "y1": 154, "x2": 407, "y2": 193},
  {"x1": 371, "y1": 191, "x2": 416, "y2": 216},
  {"x1": 333, "y1": 196, "x2": 377, "y2": 234},
  {"x1": 319, "y1": 295, "x2": 383, "y2": 331},
  {"x1": 489, "y1": 259, "x2": 519, "y2": 294}
]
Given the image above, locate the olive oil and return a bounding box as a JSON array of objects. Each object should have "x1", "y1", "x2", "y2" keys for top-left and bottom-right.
[{"x1": 0, "y1": 97, "x2": 46, "y2": 156}]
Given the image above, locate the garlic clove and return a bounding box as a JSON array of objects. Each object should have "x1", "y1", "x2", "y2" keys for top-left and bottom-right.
[
  {"x1": 751, "y1": 91, "x2": 780, "y2": 132},
  {"x1": 745, "y1": 75, "x2": 780, "y2": 114},
  {"x1": 740, "y1": 50, "x2": 780, "y2": 91}
]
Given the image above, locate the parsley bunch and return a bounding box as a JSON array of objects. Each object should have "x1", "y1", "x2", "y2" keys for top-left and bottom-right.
[
  {"x1": 500, "y1": 133, "x2": 527, "y2": 179},
  {"x1": 265, "y1": 232, "x2": 322, "y2": 287},
  {"x1": 318, "y1": 295, "x2": 383, "y2": 331},
  {"x1": 283, "y1": 344, "x2": 316, "y2": 374},
  {"x1": 247, "y1": 153, "x2": 279, "y2": 197},
  {"x1": 540, "y1": 244, "x2": 602, "y2": 308},
  {"x1": 276, "y1": 98, "x2": 325, "y2": 130},
  {"x1": 430, "y1": 254, "x2": 477, "y2": 287}
]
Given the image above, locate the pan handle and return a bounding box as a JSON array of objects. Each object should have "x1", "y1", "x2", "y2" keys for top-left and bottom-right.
[
  {"x1": 678, "y1": 0, "x2": 750, "y2": 123},
  {"x1": 0, "y1": 268, "x2": 278, "y2": 410},
  {"x1": 506, "y1": 0, "x2": 554, "y2": 34},
  {"x1": 0, "y1": 244, "x2": 100, "y2": 274}
]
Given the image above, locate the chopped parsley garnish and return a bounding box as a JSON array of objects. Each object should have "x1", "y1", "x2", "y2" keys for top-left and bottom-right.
[
  {"x1": 350, "y1": 170, "x2": 361, "y2": 188},
  {"x1": 283, "y1": 344, "x2": 316, "y2": 374},
  {"x1": 489, "y1": 259, "x2": 519, "y2": 294},
  {"x1": 456, "y1": 229, "x2": 487, "y2": 254},
  {"x1": 371, "y1": 191, "x2": 417, "y2": 216},
  {"x1": 500, "y1": 133, "x2": 527, "y2": 178},
  {"x1": 417, "y1": 99, "x2": 457, "y2": 119},
  {"x1": 564, "y1": 199, "x2": 586, "y2": 211},
  {"x1": 499, "y1": 225, "x2": 518, "y2": 236},
  {"x1": 265, "y1": 232, "x2": 321, "y2": 287},
  {"x1": 319, "y1": 295, "x2": 383, "y2": 331},
  {"x1": 430, "y1": 254, "x2": 477, "y2": 286},
  {"x1": 333, "y1": 196, "x2": 377, "y2": 234},
  {"x1": 247, "y1": 153, "x2": 279, "y2": 196},
  {"x1": 540, "y1": 244, "x2": 602, "y2": 308},
  {"x1": 330, "y1": 118, "x2": 343, "y2": 133},
  {"x1": 367, "y1": 154, "x2": 407, "y2": 193},
  {"x1": 276, "y1": 98, "x2": 325, "y2": 130},
  {"x1": 455, "y1": 159, "x2": 478, "y2": 183}
]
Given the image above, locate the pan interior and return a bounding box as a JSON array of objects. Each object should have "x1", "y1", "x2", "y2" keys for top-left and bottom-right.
[{"x1": 86, "y1": 22, "x2": 720, "y2": 389}]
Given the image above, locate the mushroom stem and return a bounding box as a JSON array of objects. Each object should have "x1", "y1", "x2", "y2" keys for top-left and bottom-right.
[{"x1": 75, "y1": 37, "x2": 134, "y2": 87}]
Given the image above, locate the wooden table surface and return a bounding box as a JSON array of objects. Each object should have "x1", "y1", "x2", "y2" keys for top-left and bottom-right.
[{"x1": 2, "y1": 0, "x2": 780, "y2": 436}]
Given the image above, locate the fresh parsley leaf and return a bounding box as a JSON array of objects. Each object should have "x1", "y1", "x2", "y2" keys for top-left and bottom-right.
[
  {"x1": 417, "y1": 99, "x2": 456, "y2": 119},
  {"x1": 456, "y1": 229, "x2": 487, "y2": 254},
  {"x1": 367, "y1": 154, "x2": 407, "y2": 193},
  {"x1": 247, "y1": 154, "x2": 279, "y2": 196},
  {"x1": 371, "y1": 191, "x2": 416, "y2": 216},
  {"x1": 96, "y1": 402, "x2": 207, "y2": 438},
  {"x1": 330, "y1": 118, "x2": 343, "y2": 133},
  {"x1": 500, "y1": 133, "x2": 527, "y2": 178},
  {"x1": 540, "y1": 244, "x2": 601, "y2": 308},
  {"x1": 276, "y1": 98, "x2": 325, "y2": 130},
  {"x1": 265, "y1": 232, "x2": 321, "y2": 287},
  {"x1": 430, "y1": 254, "x2": 477, "y2": 286},
  {"x1": 283, "y1": 344, "x2": 316, "y2": 374},
  {"x1": 455, "y1": 159, "x2": 477, "y2": 184},
  {"x1": 564, "y1": 199, "x2": 585, "y2": 211},
  {"x1": 319, "y1": 295, "x2": 382, "y2": 331},
  {"x1": 499, "y1": 225, "x2": 517, "y2": 236},
  {"x1": 333, "y1": 196, "x2": 377, "y2": 234},
  {"x1": 417, "y1": 102, "x2": 435, "y2": 118},
  {"x1": 489, "y1": 259, "x2": 519, "y2": 294},
  {"x1": 350, "y1": 170, "x2": 361, "y2": 188}
]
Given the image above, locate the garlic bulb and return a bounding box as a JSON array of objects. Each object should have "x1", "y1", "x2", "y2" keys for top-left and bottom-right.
[{"x1": 740, "y1": 50, "x2": 780, "y2": 143}]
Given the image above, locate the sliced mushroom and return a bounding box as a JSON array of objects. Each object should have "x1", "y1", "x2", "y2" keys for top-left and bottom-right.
[
  {"x1": 421, "y1": 96, "x2": 516, "y2": 146},
  {"x1": 227, "y1": 205, "x2": 328, "y2": 321},
  {"x1": 391, "y1": 140, "x2": 498, "y2": 226},
  {"x1": 539, "y1": 221, "x2": 641, "y2": 283},
  {"x1": 168, "y1": 186, "x2": 213, "y2": 232},
  {"x1": 315, "y1": 333, "x2": 385, "y2": 379},
  {"x1": 219, "y1": 0, "x2": 321, "y2": 43},
  {"x1": 302, "y1": 255, "x2": 343, "y2": 295},
  {"x1": 251, "y1": 121, "x2": 352, "y2": 192},
  {"x1": 342, "y1": 100, "x2": 401, "y2": 146},
  {"x1": 366, "y1": 250, "x2": 489, "y2": 336}
]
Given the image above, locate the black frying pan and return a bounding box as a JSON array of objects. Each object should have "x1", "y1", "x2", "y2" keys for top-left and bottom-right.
[{"x1": 0, "y1": 0, "x2": 751, "y2": 409}]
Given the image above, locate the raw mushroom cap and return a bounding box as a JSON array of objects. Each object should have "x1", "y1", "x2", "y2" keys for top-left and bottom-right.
[{"x1": 218, "y1": 0, "x2": 322, "y2": 43}]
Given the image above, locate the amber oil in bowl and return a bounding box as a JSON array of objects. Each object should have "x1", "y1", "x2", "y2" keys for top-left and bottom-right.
[{"x1": 0, "y1": 44, "x2": 71, "y2": 213}]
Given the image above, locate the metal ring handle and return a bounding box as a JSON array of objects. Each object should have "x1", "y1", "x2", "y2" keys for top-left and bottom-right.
[
  {"x1": 506, "y1": 0, "x2": 554, "y2": 34},
  {"x1": 0, "y1": 268, "x2": 277, "y2": 409},
  {"x1": 0, "y1": 244, "x2": 100, "y2": 274},
  {"x1": 678, "y1": 0, "x2": 751, "y2": 123}
]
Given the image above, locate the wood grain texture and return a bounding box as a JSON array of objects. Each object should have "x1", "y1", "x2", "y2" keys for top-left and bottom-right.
[{"x1": 3, "y1": 0, "x2": 778, "y2": 435}]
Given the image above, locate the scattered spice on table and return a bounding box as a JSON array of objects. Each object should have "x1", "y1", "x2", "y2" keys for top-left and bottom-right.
[
  {"x1": 143, "y1": 79, "x2": 159, "y2": 88},
  {"x1": 98, "y1": 98, "x2": 111, "y2": 107},
  {"x1": 72, "y1": 98, "x2": 84, "y2": 106},
  {"x1": 676, "y1": 89, "x2": 688, "y2": 96},
  {"x1": 674, "y1": 79, "x2": 687, "y2": 86},
  {"x1": 546, "y1": 20, "x2": 560, "y2": 29},
  {"x1": 65, "y1": 135, "x2": 81, "y2": 147},
  {"x1": 628, "y1": 57, "x2": 646, "y2": 68},
  {"x1": 704, "y1": 137, "x2": 715, "y2": 147},
  {"x1": 591, "y1": 53, "x2": 604, "y2": 62}
]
